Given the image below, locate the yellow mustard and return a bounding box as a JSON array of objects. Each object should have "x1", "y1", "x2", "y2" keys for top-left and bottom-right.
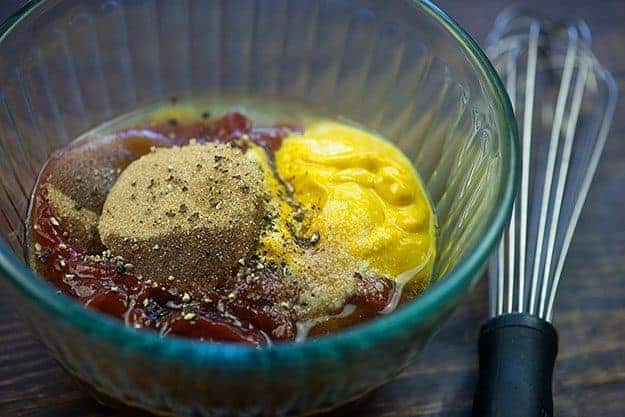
[{"x1": 251, "y1": 120, "x2": 436, "y2": 293}]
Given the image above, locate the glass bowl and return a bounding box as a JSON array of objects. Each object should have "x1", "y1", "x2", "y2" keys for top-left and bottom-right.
[{"x1": 0, "y1": 0, "x2": 518, "y2": 416}]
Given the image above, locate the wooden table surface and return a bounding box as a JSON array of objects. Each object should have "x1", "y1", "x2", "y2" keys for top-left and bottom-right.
[{"x1": 1, "y1": 1, "x2": 623, "y2": 416}]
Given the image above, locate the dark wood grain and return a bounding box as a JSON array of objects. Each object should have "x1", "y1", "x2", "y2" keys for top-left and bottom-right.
[{"x1": 1, "y1": 1, "x2": 624, "y2": 416}]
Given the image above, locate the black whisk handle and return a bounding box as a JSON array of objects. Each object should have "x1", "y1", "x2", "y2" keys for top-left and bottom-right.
[{"x1": 472, "y1": 313, "x2": 558, "y2": 417}]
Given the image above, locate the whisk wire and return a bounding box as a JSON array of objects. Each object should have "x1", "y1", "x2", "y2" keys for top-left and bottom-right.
[
  {"x1": 532, "y1": 31, "x2": 578, "y2": 318},
  {"x1": 500, "y1": 49, "x2": 519, "y2": 316},
  {"x1": 544, "y1": 66, "x2": 618, "y2": 321},
  {"x1": 517, "y1": 22, "x2": 539, "y2": 314},
  {"x1": 538, "y1": 50, "x2": 588, "y2": 318},
  {"x1": 495, "y1": 239, "x2": 504, "y2": 316}
]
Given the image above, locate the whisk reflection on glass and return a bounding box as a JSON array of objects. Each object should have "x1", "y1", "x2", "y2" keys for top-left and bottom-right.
[{"x1": 472, "y1": 9, "x2": 617, "y2": 417}]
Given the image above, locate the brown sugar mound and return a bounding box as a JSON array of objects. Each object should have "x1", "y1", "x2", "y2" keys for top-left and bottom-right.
[
  {"x1": 98, "y1": 142, "x2": 267, "y2": 293},
  {"x1": 47, "y1": 144, "x2": 122, "y2": 214},
  {"x1": 44, "y1": 131, "x2": 169, "y2": 253},
  {"x1": 44, "y1": 143, "x2": 123, "y2": 254},
  {"x1": 46, "y1": 184, "x2": 103, "y2": 253}
]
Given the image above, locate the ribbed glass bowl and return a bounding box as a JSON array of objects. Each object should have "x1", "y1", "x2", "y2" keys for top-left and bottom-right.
[{"x1": 0, "y1": 1, "x2": 518, "y2": 416}]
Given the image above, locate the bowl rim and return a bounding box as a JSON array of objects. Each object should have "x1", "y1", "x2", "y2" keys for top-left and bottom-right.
[{"x1": 0, "y1": 0, "x2": 519, "y2": 368}]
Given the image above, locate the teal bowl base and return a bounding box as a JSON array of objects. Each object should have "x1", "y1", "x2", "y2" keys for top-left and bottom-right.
[{"x1": 73, "y1": 370, "x2": 385, "y2": 417}]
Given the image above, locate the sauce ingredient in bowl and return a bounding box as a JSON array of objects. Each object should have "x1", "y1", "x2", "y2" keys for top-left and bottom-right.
[
  {"x1": 98, "y1": 143, "x2": 266, "y2": 294},
  {"x1": 27, "y1": 97, "x2": 436, "y2": 346}
]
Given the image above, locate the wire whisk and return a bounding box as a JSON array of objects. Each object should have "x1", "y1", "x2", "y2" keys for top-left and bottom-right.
[{"x1": 472, "y1": 9, "x2": 617, "y2": 417}]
